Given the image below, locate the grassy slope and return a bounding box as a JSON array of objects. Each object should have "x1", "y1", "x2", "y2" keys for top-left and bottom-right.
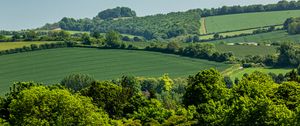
[
  {"x1": 211, "y1": 30, "x2": 300, "y2": 43},
  {"x1": 216, "y1": 45, "x2": 277, "y2": 57},
  {"x1": 205, "y1": 10, "x2": 300, "y2": 33},
  {"x1": 0, "y1": 48, "x2": 231, "y2": 95},
  {"x1": 0, "y1": 41, "x2": 60, "y2": 51},
  {"x1": 230, "y1": 67, "x2": 292, "y2": 79}
]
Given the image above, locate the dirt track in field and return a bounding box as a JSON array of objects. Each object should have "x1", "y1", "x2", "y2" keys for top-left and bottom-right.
[{"x1": 200, "y1": 17, "x2": 207, "y2": 34}]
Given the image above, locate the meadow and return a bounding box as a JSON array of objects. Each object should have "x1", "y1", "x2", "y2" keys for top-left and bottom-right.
[
  {"x1": 216, "y1": 45, "x2": 277, "y2": 57},
  {"x1": 0, "y1": 47, "x2": 232, "y2": 95},
  {"x1": 229, "y1": 67, "x2": 292, "y2": 79},
  {"x1": 205, "y1": 10, "x2": 300, "y2": 33},
  {"x1": 0, "y1": 41, "x2": 60, "y2": 51},
  {"x1": 211, "y1": 30, "x2": 300, "y2": 43}
]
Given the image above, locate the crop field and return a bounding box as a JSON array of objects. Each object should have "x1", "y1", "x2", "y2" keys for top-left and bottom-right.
[
  {"x1": 216, "y1": 45, "x2": 277, "y2": 57},
  {"x1": 211, "y1": 30, "x2": 300, "y2": 43},
  {"x1": 205, "y1": 10, "x2": 300, "y2": 33},
  {"x1": 230, "y1": 67, "x2": 292, "y2": 79},
  {"x1": 0, "y1": 48, "x2": 232, "y2": 95},
  {"x1": 0, "y1": 41, "x2": 60, "y2": 51}
]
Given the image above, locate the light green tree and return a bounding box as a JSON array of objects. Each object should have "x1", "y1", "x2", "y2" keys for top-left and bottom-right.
[{"x1": 8, "y1": 86, "x2": 110, "y2": 126}]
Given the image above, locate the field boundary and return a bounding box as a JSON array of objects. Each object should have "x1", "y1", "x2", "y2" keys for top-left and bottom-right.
[
  {"x1": 200, "y1": 18, "x2": 207, "y2": 34},
  {"x1": 200, "y1": 24, "x2": 283, "y2": 36}
]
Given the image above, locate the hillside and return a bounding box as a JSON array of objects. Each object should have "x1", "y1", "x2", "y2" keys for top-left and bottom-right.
[
  {"x1": 42, "y1": 8, "x2": 201, "y2": 40},
  {"x1": 203, "y1": 10, "x2": 300, "y2": 34},
  {"x1": 0, "y1": 47, "x2": 231, "y2": 95}
]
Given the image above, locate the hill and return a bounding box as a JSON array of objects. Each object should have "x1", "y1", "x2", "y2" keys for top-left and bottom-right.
[
  {"x1": 42, "y1": 7, "x2": 201, "y2": 40},
  {"x1": 202, "y1": 10, "x2": 300, "y2": 34},
  {"x1": 0, "y1": 48, "x2": 231, "y2": 95}
]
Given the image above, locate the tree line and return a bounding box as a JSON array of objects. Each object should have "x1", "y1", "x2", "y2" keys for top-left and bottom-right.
[
  {"x1": 0, "y1": 42, "x2": 76, "y2": 56},
  {"x1": 2, "y1": 68, "x2": 300, "y2": 125}
]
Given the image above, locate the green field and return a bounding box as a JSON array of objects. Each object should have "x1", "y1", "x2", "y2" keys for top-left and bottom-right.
[
  {"x1": 0, "y1": 41, "x2": 60, "y2": 51},
  {"x1": 0, "y1": 48, "x2": 231, "y2": 95},
  {"x1": 230, "y1": 67, "x2": 292, "y2": 79},
  {"x1": 216, "y1": 45, "x2": 277, "y2": 57},
  {"x1": 211, "y1": 30, "x2": 300, "y2": 43},
  {"x1": 205, "y1": 10, "x2": 300, "y2": 33}
]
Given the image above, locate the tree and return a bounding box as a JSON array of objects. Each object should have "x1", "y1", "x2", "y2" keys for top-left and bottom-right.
[
  {"x1": 275, "y1": 82, "x2": 300, "y2": 110},
  {"x1": 8, "y1": 86, "x2": 110, "y2": 125},
  {"x1": 276, "y1": 42, "x2": 300, "y2": 67},
  {"x1": 133, "y1": 37, "x2": 142, "y2": 42},
  {"x1": 91, "y1": 31, "x2": 102, "y2": 39},
  {"x1": 105, "y1": 31, "x2": 121, "y2": 48},
  {"x1": 81, "y1": 33, "x2": 92, "y2": 45},
  {"x1": 183, "y1": 68, "x2": 227, "y2": 106},
  {"x1": 213, "y1": 33, "x2": 220, "y2": 39},
  {"x1": 285, "y1": 69, "x2": 300, "y2": 82},
  {"x1": 61, "y1": 73, "x2": 95, "y2": 92},
  {"x1": 97, "y1": 7, "x2": 136, "y2": 20},
  {"x1": 80, "y1": 81, "x2": 124, "y2": 118},
  {"x1": 224, "y1": 76, "x2": 233, "y2": 88},
  {"x1": 128, "y1": 99, "x2": 173, "y2": 124},
  {"x1": 166, "y1": 41, "x2": 180, "y2": 53}
]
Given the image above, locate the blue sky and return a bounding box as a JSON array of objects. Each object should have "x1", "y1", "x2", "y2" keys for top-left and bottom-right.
[{"x1": 0, "y1": 0, "x2": 284, "y2": 30}]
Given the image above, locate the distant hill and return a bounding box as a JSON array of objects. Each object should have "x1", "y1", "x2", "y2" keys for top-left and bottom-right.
[
  {"x1": 40, "y1": 1, "x2": 300, "y2": 40},
  {"x1": 41, "y1": 7, "x2": 201, "y2": 40}
]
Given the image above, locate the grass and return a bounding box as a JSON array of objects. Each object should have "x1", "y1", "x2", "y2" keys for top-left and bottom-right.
[
  {"x1": 216, "y1": 45, "x2": 277, "y2": 58},
  {"x1": 0, "y1": 48, "x2": 232, "y2": 95},
  {"x1": 205, "y1": 10, "x2": 300, "y2": 33},
  {"x1": 211, "y1": 30, "x2": 300, "y2": 43},
  {"x1": 230, "y1": 67, "x2": 292, "y2": 79},
  {"x1": 0, "y1": 41, "x2": 60, "y2": 51}
]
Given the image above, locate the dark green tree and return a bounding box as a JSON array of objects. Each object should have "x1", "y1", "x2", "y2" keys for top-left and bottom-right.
[
  {"x1": 61, "y1": 73, "x2": 95, "y2": 92},
  {"x1": 105, "y1": 31, "x2": 121, "y2": 48}
]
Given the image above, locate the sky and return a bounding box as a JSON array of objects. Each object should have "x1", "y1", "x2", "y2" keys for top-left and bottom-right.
[{"x1": 0, "y1": 0, "x2": 285, "y2": 30}]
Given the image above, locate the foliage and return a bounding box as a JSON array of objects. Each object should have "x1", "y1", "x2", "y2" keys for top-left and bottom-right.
[
  {"x1": 198, "y1": 0, "x2": 300, "y2": 17},
  {"x1": 42, "y1": 8, "x2": 200, "y2": 40},
  {"x1": 146, "y1": 43, "x2": 234, "y2": 62},
  {"x1": 277, "y1": 42, "x2": 300, "y2": 67},
  {"x1": 61, "y1": 73, "x2": 95, "y2": 92},
  {"x1": 183, "y1": 69, "x2": 227, "y2": 106},
  {"x1": 0, "y1": 41, "x2": 76, "y2": 56},
  {"x1": 96, "y1": 7, "x2": 136, "y2": 20},
  {"x1": 0, "y1": 82, "x2": 110, "y2": 125},
  {"x1": 81, "y1": 80, "x2": 148, "y2": 119},
  {"x1": 2, "y1": 68, "x2": 300, "y2": 125},
  {"x1": 105, "y1": 30, "x2": 122, "y2": 48},
  {"x1": 285, "y1": 17, "x2": 300, "y2": 34}
]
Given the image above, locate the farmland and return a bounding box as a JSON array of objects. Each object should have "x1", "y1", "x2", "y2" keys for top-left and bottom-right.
[
  {"x1": 211, "y1": 30, "x2": 300, "y2": 43},
  {"x1": 216, "y1": 45, "x2": 277, "y2": 58},
  {"x1": 0, "y1": 41, "x2": 60, "y2": 51},
  {"x1": 0, "y1": 47, "x2": 231, "y2": 95},
  {"x1": 229, "y1": 67, "x2": 292, "y2": 79},
  {"x1": 204, "y1": 10, "x2": 300, "y2": 33}
]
